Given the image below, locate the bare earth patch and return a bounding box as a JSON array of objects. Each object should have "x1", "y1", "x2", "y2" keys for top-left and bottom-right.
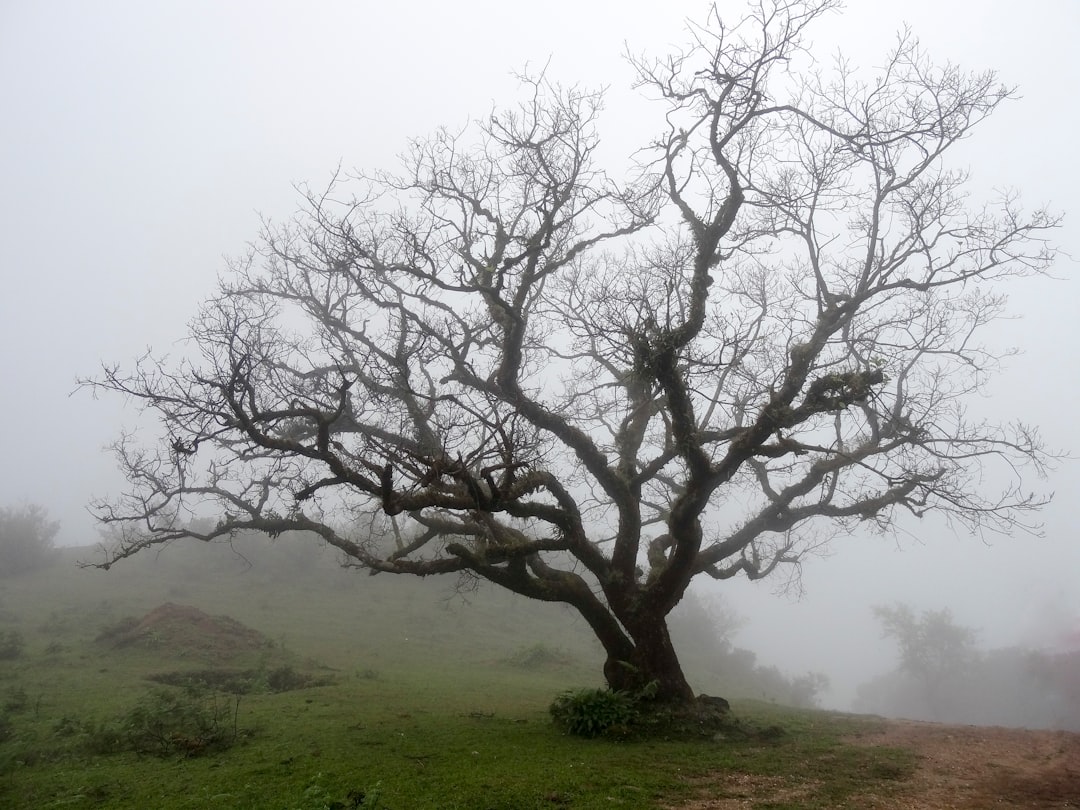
[
  {"x1": 669, "y1": 719, "x2": 1080, "y2": 809},
  {"x1": 97, "y1": 602, "x2": 273, "y2": 662}
]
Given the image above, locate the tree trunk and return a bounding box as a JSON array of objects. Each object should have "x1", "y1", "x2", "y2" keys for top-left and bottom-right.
[
  {"x1": 566, "y1": 588, "x2": 697, "y2": 704},
  {"x1": 603, "y1": 616, "x2": 695, "y2": 703}
]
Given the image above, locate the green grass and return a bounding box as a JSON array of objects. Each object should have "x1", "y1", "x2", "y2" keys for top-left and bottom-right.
[{"x1": 0, "y1": 539, "x2": 916, "y2": 808}]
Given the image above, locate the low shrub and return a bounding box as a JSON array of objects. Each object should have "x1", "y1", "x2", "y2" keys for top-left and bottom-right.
[
  {"x1": 505, "y1": 643, "x2": 574, "y2": 669},
  {"x1": 549, "y1": 687, "x2": 636, "y2": 738},
  {"x1": 146, "y1": 665, "x2": 333, "y2": 694},
  {"x1": 121, "y1": 688, "x2": 240, "y2": 757},
  {"x1": 266, "y1": 665, "x2": 324, "y2": 692},
  {"x1": 52, "y1": 714, "x2": 91, "y2": 737},
  {"x1": 550, "y1": 684, "x2": 739, "y2": 740}
]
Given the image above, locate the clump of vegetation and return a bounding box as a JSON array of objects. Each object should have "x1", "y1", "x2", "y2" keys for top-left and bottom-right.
[
  {"x1": 119, "y1": 687, "x2": 241, "y2": 757},
  {"x1": 0, "y1": 503, "x2": 58, "y2": 577},
  {"x1": 505, "y1": 643, "x2": 574, "y2": 669},
  {"x1": 550, "y1": 687, "x2": 638, "y2": 738},
  {"x1": 37, "y1": 688, "x2": 246, "y2": 759},
  {"x1": 550, "y1": 681, "x2": 740, "y2": 741},
  {"x1": 146, "y1": 665, "x2": 333, "y2": 694},
  {"x1": 265, "y1": 664, "x2": 331, "y2": 692},
  {"x1": 52, "y1": 714, "x2": 91, "y2": 738}
]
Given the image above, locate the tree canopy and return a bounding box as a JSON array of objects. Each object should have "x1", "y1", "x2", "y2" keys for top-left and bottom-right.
[
  {"x1": 0, "y1": 503, "x2": 59, "y2": 578},
  {"x1": 88, "y1": 0, "x2": 1058, "y2": 703}
]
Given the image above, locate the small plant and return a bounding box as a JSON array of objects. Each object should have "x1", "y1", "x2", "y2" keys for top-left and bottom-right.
[
  {"x1": 549, "y1": 687, "x2": 636, "y2": 738},
  {"x1": 121, "y1": 687, "x2": 239, "y2": 757},
  {"x1": 293, "y1": 773, "x2": 382, "y2": 809}
]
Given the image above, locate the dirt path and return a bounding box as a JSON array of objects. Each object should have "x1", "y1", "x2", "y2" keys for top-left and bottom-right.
[
  {"x1": 672, "y1": 720, "x2": 1080, "y2": 809},
  {"x1": 848, "y1": 720, "x2": 1080, "y2": 809}
]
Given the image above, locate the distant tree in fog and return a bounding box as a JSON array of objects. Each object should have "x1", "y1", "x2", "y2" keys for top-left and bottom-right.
[
  {"x1": 858, "y1": 605, "x2": 1078, "y2": 729},
  {"x1": 0, "y1": 503, "x2": 59, "y2": 577},
  {"x1": 85, "y1": 0, "x2": 1058, "y2": 707},
  {"x1": 872, "y1": 603, "x2": 979, "y2": 715}
]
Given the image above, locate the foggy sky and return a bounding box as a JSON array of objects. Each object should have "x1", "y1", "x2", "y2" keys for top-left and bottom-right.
[{"x1": 1, "y1": 0, "x2": 1078, "y2": 707}]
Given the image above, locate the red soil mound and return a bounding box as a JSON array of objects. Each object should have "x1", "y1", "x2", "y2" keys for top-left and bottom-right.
[{"x1": 101, "y1": 603, "x2": 272, "y2": 661}]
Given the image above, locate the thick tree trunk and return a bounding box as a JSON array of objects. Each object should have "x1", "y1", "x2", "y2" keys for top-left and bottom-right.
[
  {"x1": 602, "y1": 616, "x2": 695, "y2": 703},
  {"x1": 565, "y1": 586, "x2": 698, "y2": 704}
]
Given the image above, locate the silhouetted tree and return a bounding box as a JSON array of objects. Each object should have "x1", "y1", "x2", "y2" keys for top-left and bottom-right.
[
  {"x1": 87, "y1": 1, "x2": 1057, "y2": 704},
  {"x1": 858, "y1": 610, "x2": 1076, "y2": 728},
  {"x1": 0, "y1": 504, "x2": 59, "y2": 577},
  {"x1": 873, "y1": 603, "x2": 980, "y2": 715}
]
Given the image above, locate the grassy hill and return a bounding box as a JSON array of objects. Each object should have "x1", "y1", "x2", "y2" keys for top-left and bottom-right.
[{"x1": 0, "y1": 537, "x2": 913, "y2": 808}]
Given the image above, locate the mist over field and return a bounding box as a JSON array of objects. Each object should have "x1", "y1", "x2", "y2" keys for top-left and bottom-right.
[
  {"x1": 2, "y1": 0, "x2": 1079, "y2": 752},
  {"x1": 3, "y1": 525, "x2": 1077, "y2": 733}
]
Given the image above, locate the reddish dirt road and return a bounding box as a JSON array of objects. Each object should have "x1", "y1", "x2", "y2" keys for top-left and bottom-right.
[
  {"x1": 847, "y1": 720, "x2": 1080, "y2": 809},
  {"x1": 672, "y1": 719, "x2": 1080, "y2": 809}
]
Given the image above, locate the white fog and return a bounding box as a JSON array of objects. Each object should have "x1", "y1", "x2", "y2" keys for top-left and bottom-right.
[{"x1": 2, "y1": 0, "x2": 1078, "y2": 724}]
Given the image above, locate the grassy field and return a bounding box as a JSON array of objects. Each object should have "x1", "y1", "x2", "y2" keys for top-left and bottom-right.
[{"x1": 0, "y1": 537, "x2": 914, "y2": 809}]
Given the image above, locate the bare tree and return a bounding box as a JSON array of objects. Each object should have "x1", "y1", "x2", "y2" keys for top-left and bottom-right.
[
  {"x1": 87, "y1": 1, "x2": 1057, "y2": 704},
  {"x1": 873, "y1": 603, "x2": 980, "y2": 716}
]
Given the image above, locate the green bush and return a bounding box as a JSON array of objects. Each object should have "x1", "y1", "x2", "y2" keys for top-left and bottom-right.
[
  {"x1": 121, "y1": 688, "x2": 240, "y2": 757},
  {"x1": 52, "y1": 715, "x2": 91, "y2": 737},
  {"x1": 549, "y1": 687, "x2": 636, "y2": 738}
]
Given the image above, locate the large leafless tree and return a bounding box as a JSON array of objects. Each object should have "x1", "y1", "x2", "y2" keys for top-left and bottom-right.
[{"x1": 90, "y1": 1, "x2": 1057, "y2": 703}]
